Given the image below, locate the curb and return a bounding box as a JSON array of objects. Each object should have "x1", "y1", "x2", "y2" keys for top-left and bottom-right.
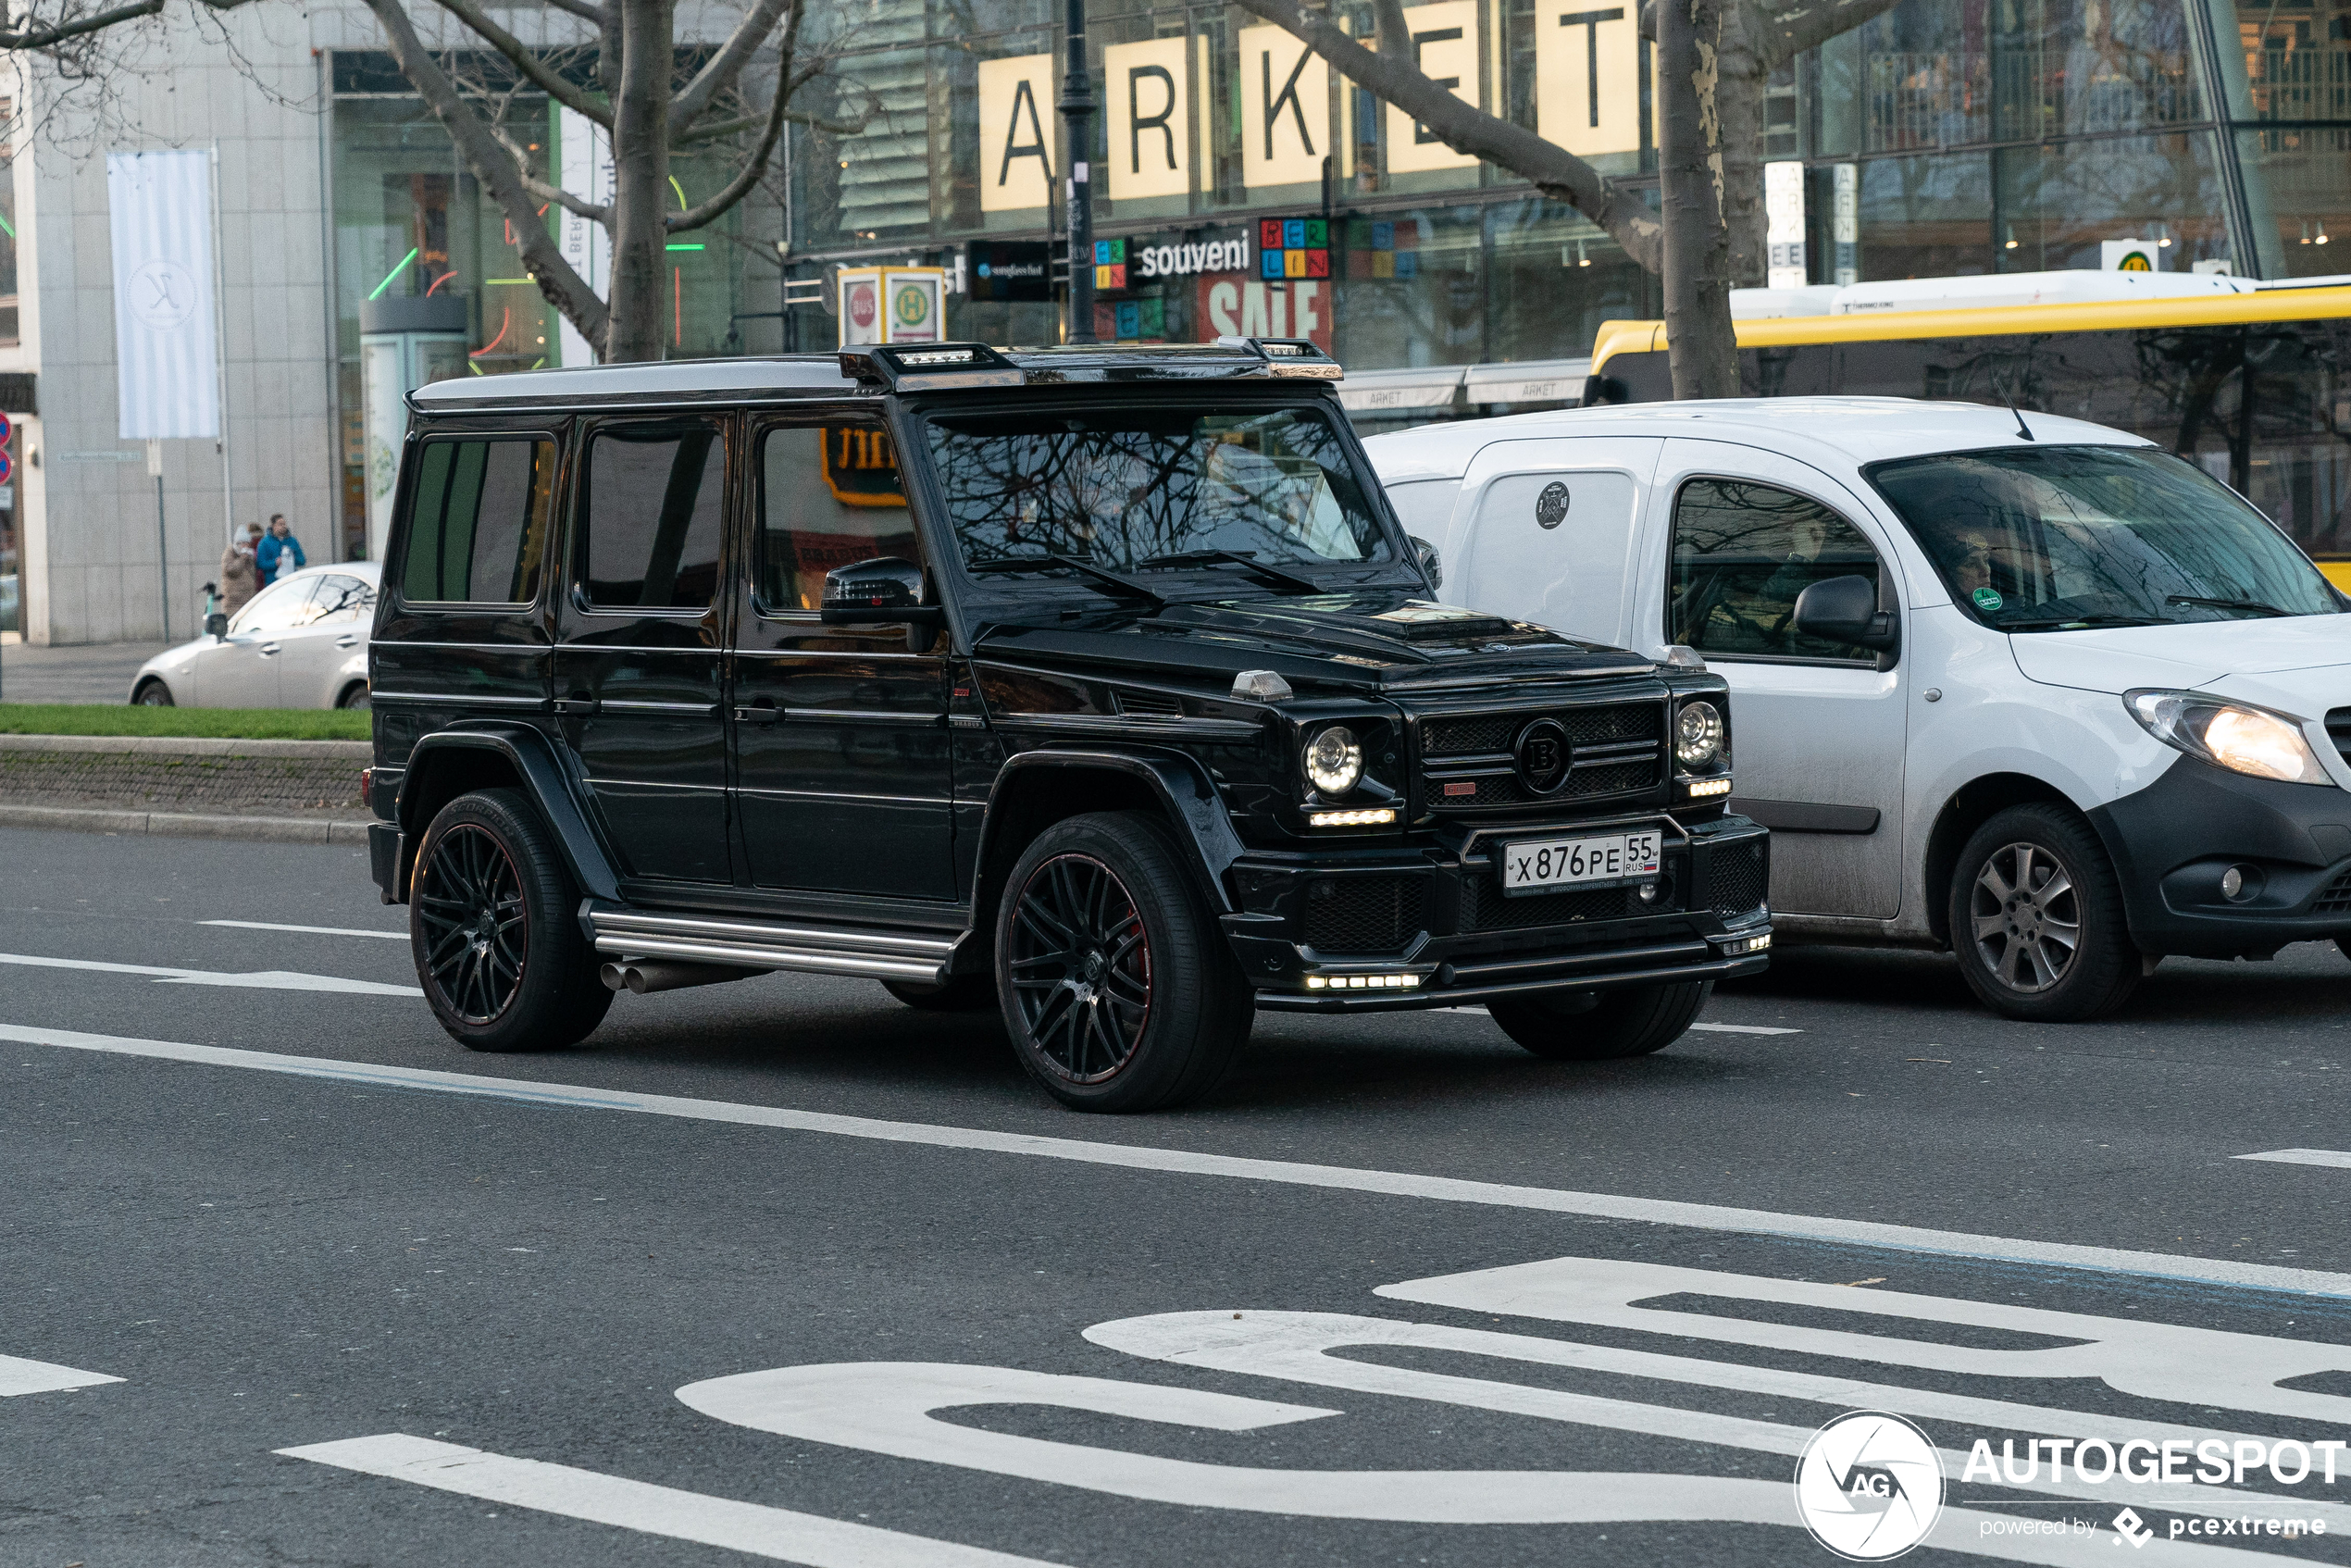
[
  {"x1": 0, "y1": 734, "x2": 372, "y2": 760},
  {"x1": 0, "y1": 803, "x2": 377, "y2": 844}
]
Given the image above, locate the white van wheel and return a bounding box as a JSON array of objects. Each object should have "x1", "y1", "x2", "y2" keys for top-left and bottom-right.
[{"x1": 1950, "y1": 804, "x2": 2141, "y2": 1022}]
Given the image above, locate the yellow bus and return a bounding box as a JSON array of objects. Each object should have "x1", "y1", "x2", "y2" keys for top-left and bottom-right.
[{"x1": 1585, "y1": 285, "x2": 2351, "y2": 591}]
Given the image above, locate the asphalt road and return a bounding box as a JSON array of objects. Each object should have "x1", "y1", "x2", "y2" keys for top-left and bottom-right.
[{"x1": 5, "y1": 824, "x2": 2351, "y2": 1567}]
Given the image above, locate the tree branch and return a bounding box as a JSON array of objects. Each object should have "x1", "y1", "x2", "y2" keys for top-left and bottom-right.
[
  {"x1": 1750, "y1": 0, "x2": 1904, "y2": 67},
  {"x1": 537, "y1": 0, "x2": 607, "y2": 24},
  {"x1": 1225, "y1": 0, "x2": 1661, "y2": 270},
  {"x1": 669, "y1": 0, "x2": 791, "y2": 135},
  {"x1": 428, "y1": 0, "x2": 611, "y2": 126},
  {"x1": 667, "y1": 48, "x2": 792, "y2": 231},
  {"x1": 0, "y1": 0, "x2": 160, "y2": 50},
  {"x1": 360, "y1": 0, "x2": 608, "y2": 348}
]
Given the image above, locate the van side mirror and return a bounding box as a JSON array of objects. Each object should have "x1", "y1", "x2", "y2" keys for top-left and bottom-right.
[
  {"x1": 1793, "y1": 574, "x2": 1899, "y2": 653},
  {"x1": 1409, "y1": 535, "x2": 1443, "y2": 592},
  {"x1": 205, "y1": 612, "x2": 230, "y2": 641}
]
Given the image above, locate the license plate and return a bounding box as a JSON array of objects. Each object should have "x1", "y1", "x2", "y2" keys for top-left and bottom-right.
[{"x1": 1500, "y1": 829, "x2": 1662, "y2": 895}]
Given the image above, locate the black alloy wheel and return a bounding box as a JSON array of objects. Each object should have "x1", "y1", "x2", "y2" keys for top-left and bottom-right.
[
  {"x1": 994, "y1": 812, "x2": 1252, "y2": 1112},
  {"x1": 410, "y1": 789, "x2": 611, "y2": 1052},
  {"x1": 417, "y1": 824, "x2": 529, "y2": 1026},
  {"x1": 1008, "y1": 852, "x2": 1152, "y2": 1082},
  {"x1": 1949, "y1": 803, "x2": 2141, "y2": 1022}
]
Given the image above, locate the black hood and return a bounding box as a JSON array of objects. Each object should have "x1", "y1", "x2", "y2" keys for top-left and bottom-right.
[{"x1": 969, "y1": 591, "x2": 1653, "y2": 692}]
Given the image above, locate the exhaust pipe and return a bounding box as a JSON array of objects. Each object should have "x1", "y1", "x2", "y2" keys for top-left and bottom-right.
[{"x1": 600, "y1": 960, "x2": 765, "y2": 995}]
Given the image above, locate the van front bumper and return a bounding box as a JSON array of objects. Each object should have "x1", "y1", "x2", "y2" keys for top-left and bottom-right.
[
  {"x1": 2093, "y1": 756, "x2": 2351, "y2": 959},
  {"x1": 1223, "y1": 813, "x2": 1773, "y2": 1013}
]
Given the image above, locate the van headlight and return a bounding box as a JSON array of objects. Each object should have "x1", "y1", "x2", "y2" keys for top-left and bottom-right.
[
  {"x1": 2125, "y1": 691, "x2": 2333, "y2": 786},
  {"x1": 1304, "y1": 725, "x2": 1363, "y2": 795},
  {"x1": 1674, "y1": 701, "x2": 1725, "y2": 769}
]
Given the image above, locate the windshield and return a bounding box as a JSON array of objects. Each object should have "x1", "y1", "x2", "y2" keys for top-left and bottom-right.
[
  {"x1": 1870, "y1": 444, "x2": 2341, "y2": 631},
  {"x1": 921, "y1": 405, "x2": 1393, "y2": 579}
]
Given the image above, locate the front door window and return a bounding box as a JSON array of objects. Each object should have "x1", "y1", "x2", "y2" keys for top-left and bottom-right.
[{"x1": 1669, "y1": 479, "x2": 1884, "y2": 663}]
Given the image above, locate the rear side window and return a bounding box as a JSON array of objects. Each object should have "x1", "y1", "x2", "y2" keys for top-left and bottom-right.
[
  {"x1": 401, "y1": 438, "x2": 554, "y2": 604},
  {"x1": 1669, "y1": 479, "x2": 1882, "y2": 662},
  {"x1": 579, "y1": 421, "x2": 726, "y2": 610},
  {"x1": 756, "y1": 425, "x2": 916, "y2": 612}
]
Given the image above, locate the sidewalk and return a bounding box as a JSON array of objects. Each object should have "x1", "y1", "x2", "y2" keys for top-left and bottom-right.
[{"x1": 0, "y1": 640, "x2": 176, "y2": 704}]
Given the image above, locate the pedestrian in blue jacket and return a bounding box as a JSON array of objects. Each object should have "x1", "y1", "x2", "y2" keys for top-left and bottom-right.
[{"x1": 256, "y1": 514, "x2": 306, "y2": 586}]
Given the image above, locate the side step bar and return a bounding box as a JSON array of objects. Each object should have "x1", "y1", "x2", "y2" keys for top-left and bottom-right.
[{"x1": 584, "y1": 905, "x2": 956, "y2": 986}]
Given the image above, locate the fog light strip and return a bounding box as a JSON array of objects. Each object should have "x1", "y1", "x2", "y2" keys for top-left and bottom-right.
[
  {"x1": 1305, "y1": 974, "x2": 1422, "y2": 989},
  {"x1": 1308, "y1": 807, "x2": 1399, "y2": 828}
]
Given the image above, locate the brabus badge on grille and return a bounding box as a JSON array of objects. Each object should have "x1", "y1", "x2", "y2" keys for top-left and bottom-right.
[{"x1": 1513, "y1": 718, "x2": 1573, "y2": 793}]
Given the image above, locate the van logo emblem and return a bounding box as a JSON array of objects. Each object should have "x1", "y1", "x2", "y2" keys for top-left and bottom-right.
[
  {"x1": 1536, "y1": 482, "x2": 1570, "y2": 529},
  {"x1": 1513, "y1": 718, "x2": 1573, "y2": 793}
]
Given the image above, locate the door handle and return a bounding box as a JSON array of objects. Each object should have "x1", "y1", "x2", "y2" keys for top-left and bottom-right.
[
  {"x1": 732, "y1": 703, "x2": 782, "y2": 725},
  {"x1": 259, "y1": 643, "x2": 280, "y2": 656},
  {"x1": 335, "y1": 635, "x2": 361, "y2": 649},
  {"x1": 553, "y1": 695, "x2": 602, "y2": 716}
]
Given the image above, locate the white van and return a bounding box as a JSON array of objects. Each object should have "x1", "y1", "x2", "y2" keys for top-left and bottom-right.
[{"x1": 1366, "y1": 397, "x2": 2351, "y2": 1021}]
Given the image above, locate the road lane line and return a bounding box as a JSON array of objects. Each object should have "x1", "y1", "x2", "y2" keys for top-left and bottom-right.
[
  {"x1": 0, "y1": 1354, "x2": 123, "y2": 1397},
  {"x1": 279, "y1": 1434, "x2": 1062, "y2": 1567},
  {"x1": 2236, "y1": 1150, "x2": 2351, "y2": 1169},
  {"x1": 0, "y1": 952, "x2": 417, "y2": 997},
  {"x1": 6, "y1": 1021, "x2": 2344, "y2": 1298},
  {"x1": 201, "y1": 920, "x2": 408, "y2": 941}
]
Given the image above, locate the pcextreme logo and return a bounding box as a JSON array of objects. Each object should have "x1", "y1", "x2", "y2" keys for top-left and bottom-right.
[{"x1": 1794, "y1": 1412, "x2": 1946, "y2": 1561}]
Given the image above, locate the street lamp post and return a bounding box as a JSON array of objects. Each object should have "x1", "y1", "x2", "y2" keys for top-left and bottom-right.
[{"x1": 1059, "y1": 0, "x2": 1098, "y2": 344}]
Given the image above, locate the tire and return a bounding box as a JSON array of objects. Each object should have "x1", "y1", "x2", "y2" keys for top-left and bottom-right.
[
  {"x1": 1488, "y1": 981, "x2": 1711, "y2": 1060},
  {"x1": 131, "y1": 679, "x2": 174, "y2": 706},
  {"x1": 1949, "y1": 803, "x2": 2142, "y2": 1022},
  {"x1": 336, "y1": 682, "x2": 372, "y2": 710},
  {"x1": 883, "y1": 974, "x2": 999, "y2": 1012},
  {"x1": 995, "y1": 811, "x2": 1253, "y2": 1112},
  {"x1": 410, "y1": 788, "x2": 612, "y2": 1052}
]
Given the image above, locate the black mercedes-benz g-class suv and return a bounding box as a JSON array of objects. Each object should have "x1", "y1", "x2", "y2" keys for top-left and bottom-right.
[{"x1": 364, "y1": 337, "x2": 1770, "y2": 1110}]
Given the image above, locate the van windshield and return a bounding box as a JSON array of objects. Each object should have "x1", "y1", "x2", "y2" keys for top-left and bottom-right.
[
  {"x1": 921, "y1": 405, "x2": 1393, "y2": 579},
  {"x1": 1870, "y1": 445, "x2": 2341, "y2": 631}
]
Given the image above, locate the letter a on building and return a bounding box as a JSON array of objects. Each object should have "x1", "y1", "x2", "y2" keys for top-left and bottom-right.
[{"x1": 979, "y1": 54, "x2": 1057, "y2": 212}]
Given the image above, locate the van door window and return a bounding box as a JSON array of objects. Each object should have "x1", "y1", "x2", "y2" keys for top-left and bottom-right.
[
  {"x1": 756, "y1": 425, "x2": 918, "y2": 612},
  {"x1": 1669, "y1": 478, "x2": 1883, "y2": 662},
  {"x1": 400, "y1": 438, "x2": 555, "y2": 604},
  {"x1": 578, "y1": 423, "x2": 726, "y2": 610}
]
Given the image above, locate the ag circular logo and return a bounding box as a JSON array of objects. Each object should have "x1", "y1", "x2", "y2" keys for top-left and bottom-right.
[
  {"x1": 1512, "y1": 717, "x2": 1572, "y2": 794},
  {"x1": 127, "y1": 258, "x2": 199, "y2": 331},
  {"x1": 1536, "y1": 480, "x2": 1570, "y2": 529},
  {"x1": 1793, "y1": 1412, "x2": 1945, "y2": 1561}
]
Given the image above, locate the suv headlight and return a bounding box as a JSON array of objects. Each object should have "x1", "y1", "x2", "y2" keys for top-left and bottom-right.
[
  {"x1": 2125, "y1": 691, "x2": 2333, "y2": 786},
  {"x1": 1304, "y1": 725, "x2": 1363, "y2": 795},
  {"x1": 1675, "y1": 701, "x2": 1725, "y2": 770}
]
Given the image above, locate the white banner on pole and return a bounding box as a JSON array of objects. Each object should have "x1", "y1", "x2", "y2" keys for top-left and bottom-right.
[
  {"x1": 556, "y1": 106, "x2": 612, "y2": 367},
  {"x1": 107, "y1": 149, "x2": 220, "y2": 440}
]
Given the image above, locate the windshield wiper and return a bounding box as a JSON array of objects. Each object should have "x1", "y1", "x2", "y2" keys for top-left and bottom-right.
[
  {"x1": 969, "y1": 554, "x2": 1166, "y2": 607},
  {"x1": 2165, "y1": 593, "x2": 2293, "y2": 618},
  {"x1": 1132, "y1": 549, "x2": 1325, "y2": 595},
  {"x1": 1996, "y1": 614, "x2": 2171, "y2": 630}
]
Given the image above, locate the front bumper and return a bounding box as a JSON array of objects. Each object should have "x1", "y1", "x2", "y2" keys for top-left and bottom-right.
[
  {"x1": 2092, "y1": 756, "x2": 2351, "y2": 958},
  {"x1": 1224, "y1": 812, "x2": 1773, "y2": 1013}
]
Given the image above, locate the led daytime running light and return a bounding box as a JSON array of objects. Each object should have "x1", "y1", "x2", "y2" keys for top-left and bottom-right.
[
  {"x1": 1684, "y1": 778, "x2": 1733, "y2": 798},
  {"x1": 1308, "y1": 807, "x2": 1398, "y2": 828},
  {"x1": 1305, "y1": 973, "x2": 1423, "y2": 989}
]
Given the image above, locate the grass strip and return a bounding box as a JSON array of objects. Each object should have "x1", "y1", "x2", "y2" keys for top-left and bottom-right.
[{"x1": 0, "y1": 704, "x2": 370, "y2": 740}]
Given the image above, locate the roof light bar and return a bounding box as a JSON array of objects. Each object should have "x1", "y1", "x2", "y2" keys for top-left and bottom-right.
[{"x1": 839, "y1": 342, "x2": 1024, "y2": 392}]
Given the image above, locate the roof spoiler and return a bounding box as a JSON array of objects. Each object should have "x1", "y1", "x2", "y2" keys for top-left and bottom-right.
[
  {"x1": 839, "y1": 342, "x2": 1025, "y2": 392},
  {"x1": 1213, "y1": 336, "x2": 1344, "y2": 380}
]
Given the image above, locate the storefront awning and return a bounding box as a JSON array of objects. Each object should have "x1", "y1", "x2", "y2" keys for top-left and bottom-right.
[
  {"x1": 1462, "y1": 357, "x2": 1591, "y2": 407},
  {"x1": 1335, "y1": 365, "x2": 1466, "y2": 414}
]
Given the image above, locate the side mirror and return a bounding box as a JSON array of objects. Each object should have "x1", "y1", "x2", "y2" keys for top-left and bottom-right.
[
  {"x1": 1793, "y1": 573, "x2": 1899, "y2": 653},
  {"x1": 820, "y1": 556, "x2": 944, "y2": 651},
  {"x1": 205, "y1": 612, "x2": 230, "y2": 641},
  {"x1": 1409, "y1": 535, "x2": 1443, "y2": 592}
]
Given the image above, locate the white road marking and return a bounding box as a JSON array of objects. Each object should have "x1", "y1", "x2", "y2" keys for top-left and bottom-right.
[
  {"x1": 279, "y1": 1434, "x2": 1060, "y2": 1567},
  {"x1": 2236, "y1": 1149, "x2": 2351, "y2": 1170},
  {"x1": 0, "y1": 1354, "x2": 122, "y2": 1397},
  {"x1": 3, "y1": 1022, "x2": 2342, "y2": 1298},
  {"x1": 201, "y1": 920, "x2": 407, "y2": 941},
  {"x1": 0, "y1": 952, "x2": 417, "y2": 997},
  {"x1": 1435, "y1": 1005, "x2": 1800, "y2": 1035}
]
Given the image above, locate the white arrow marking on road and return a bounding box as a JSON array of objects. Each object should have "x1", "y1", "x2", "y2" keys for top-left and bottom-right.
[
  {"x1": 3, "y1": 1022, "x2": 2344, "y2": 1298},
  {"x1": 0, "y1": 952, "x2": 418, "y2": 996},
  {"x1": 2236, "y1": 1150, "x2": 2351, "y2": 1169},
  {"x1": 201, "y1": 920, "x2": 408, "y2": 941},
  {"x1": 0, "y1": 1354, "x2": 123, "y2": 1397},
  {"x1": 279, "y1": 1434, "x2": 1063, "y2": 1567}
]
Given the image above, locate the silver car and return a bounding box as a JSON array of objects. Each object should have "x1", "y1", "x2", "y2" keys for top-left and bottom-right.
[{"x1": 130, "y1": 562, "x2": 379, "y2": 709}]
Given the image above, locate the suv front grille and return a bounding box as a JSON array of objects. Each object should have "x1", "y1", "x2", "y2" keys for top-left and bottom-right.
[
  {"x1": 1462, "y1": 879, "x2": 1647, "y2": 931},
  {"x1": 1419, "y1": 701, "x2": 1666, "y2": 814},
  {"x1": 1701, "y1": 838, "x2": 1769, "y2": 917},
  {"x1": 1302, "y1": 876, "x2": 1427, "y2": 952}
]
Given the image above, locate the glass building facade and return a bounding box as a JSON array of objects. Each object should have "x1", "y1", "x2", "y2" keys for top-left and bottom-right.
[{"x1": 319, "y1": 0, "x2": 2351, "y2": 549}]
